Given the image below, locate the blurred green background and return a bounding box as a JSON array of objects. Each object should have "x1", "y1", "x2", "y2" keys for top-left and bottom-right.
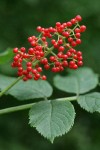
[{"x1": 0, "y1": 0, "x2": 100, "y2": 149}]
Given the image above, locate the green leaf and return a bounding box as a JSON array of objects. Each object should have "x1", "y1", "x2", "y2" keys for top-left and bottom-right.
[
  {"x1": 53, "y1": 67, "x2": 98, "y2": 94},
  {"x1": 0, "y1": 74, "x2": 53, "y2": 100},
  {"x1": 77, "y1": 92, "x2": 100, "y2": 113},
  {"x1": 0, "y1": 48, "x2": 14, "y2": 64},
  {"x1": 9, "y1": 80, "x2": 53, "y2": 100},
  {"x1": 29, "y1": 99, "x2": 75, "y2": 143}
]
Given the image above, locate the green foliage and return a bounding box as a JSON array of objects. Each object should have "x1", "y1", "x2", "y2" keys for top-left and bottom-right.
[
  {"x1": 54, "y1": 67, "x2": 98, "y2": 94},
  {"x1": 0, "y1": 48, "x2": 13, "y2": 64},
  {"x1": 29, "y1": 99, "x2": 75, "y2": 143},
  {"x1": 1, "y1": 67, "x2": 100, "y2": 143},
  {"x1": 0, "y1": 75, "x2": 53, "y2": 100},
  {"x1": 0, "y1": 0, "x2": 100, "y2": 147},
  {"x1": 77, "y1": 92, "x2": 100, "y2": 113},
  {"x1": 9, "y1": 80, "x2": 53, "y2": 100}
]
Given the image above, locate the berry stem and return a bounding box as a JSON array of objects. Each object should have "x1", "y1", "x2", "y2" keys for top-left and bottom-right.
[
  {"x1": 0, "y1": 96, "x2": 77, "y2": 115},
  {"x1": 51, "y1": 51, "x2": 58, "y2": 57},
  {"x1": 32, "y1": 46, "x2": 54, "y2": 67}
]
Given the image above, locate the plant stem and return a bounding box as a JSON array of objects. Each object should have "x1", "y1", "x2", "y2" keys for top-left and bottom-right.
[
  {"x1": 57, "y1": 96, "x2": 77, "y2": 101},
  {"x1": 0, "y1": 96, "x2": 77, "y2": 115},
  {"x1": 0, "y1": 103, "x2": 35, "y2": 115},
  {"x1": 0, "y1": 76, "x2": 23, "y2": 97}
]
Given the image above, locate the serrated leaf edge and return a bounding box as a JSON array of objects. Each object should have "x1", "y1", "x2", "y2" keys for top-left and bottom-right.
[
  {"x1": 28, "y1": 100, "x2": 76, "y2": 143},
  {"x1": 77, "y1": 93, "x2": 100, "y2": 113}
]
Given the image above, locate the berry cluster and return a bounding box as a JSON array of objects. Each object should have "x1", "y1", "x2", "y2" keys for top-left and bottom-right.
[{"x1": 11, "y1": 15, "x2": 86, "y2": 81}]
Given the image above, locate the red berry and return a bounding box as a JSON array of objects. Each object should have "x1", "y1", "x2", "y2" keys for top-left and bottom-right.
[
  {"x1": 23, "y1": 76, "x2": 28, "y2": 81},
  {"x1": 56, "y1": 22, "x2": 61, "y2": 27},
  {"x1": 42, "y1": 36, "x2": 46, "y2": 41},
  {"x1": 26, "y1": 62, "x2": 32, "y2": 67},
  {"x1": 71, "y1": 41, "x2": 77, "y2": 47},
  {"x1": 32, "y1": 69, "x2": 37, "y2": 74},
  {"x1": 68, "y1": 37, "x2": 73, "y2": 42},
  {"x1": 80, "y1": 25, "x2": 86, "y2": 32},
  {"x1": 17, "y1": 71, "x2": 23, "y2": 76},
  {"x1": 51, "y1": 39, "x2": 56, "y2": 45},
  {"x1": 27, "y1": 74, "x2": 33, "y2": 79},
  {"x1": 58, "y1": 46, "x2": 65, "y2": 52},
  {"x1": 27, "y1": 67, "x2": 32, "y2": 72},
  {"x1": 69, "y1": 61, "x2": 75, "y2": 66},
  {"x1": 62, "y1": 54, "x2": 68, "y2": 60},
  {"x1": 49, "y1": 27, "x2": 54, "y2": 32},
  {"x1": 75, "y1": 15, "x2": 82, "y2": 22},
  {"x1": 52, "y1": 67, "x2": 57, "y2": 72},
  {"x1": 69, "y1": 48, "x2": 75, "y2": 53},
  {"x1": 54, "y1": 43, "x2": 59, "y2": 48},
  {"x1": 73, "y1": 54, "x2": 77, "y2": 59},
  {"x1": 41, "y1": 75, "x2": 47, "y2": 80},
  {"x1": 62, "y1": 22, "x2": 67, "y2": 27},
  {"x1": 66, "y1": 22, "x2": 72, "y2": 27},
  {"x1": 41, "y1": 58, "x2": 48, "y2": 64},
  {"x1": 17, "y1": 62, "x2": 22, "y2": 67},
  {"x1": 50, "y1": 56, "x2": 56, "y2": 62},
  {"x1": 55, "y1": 61, "x2": 61, "y2": 67},
  {"x1": 13, "y1": 48, "x2": 18, "y2": 53},
  {"x1": 34, "y1": 76, "x2": 39, "y2": 80},
  {"x1": 77, "y1": 61, "x2": 83, "y2": 66},
  {"x1": 57, "y1": 52, "x2": 63, "y2": 58},
  {"x1": 75, "y1": 33, "x2": 81, "y2": 38},
  {"x1": 56, "y1": 67, "x2": 60, "y2": 72},
  {"x1": 71, "y1": 18, "x2": 77, "y2": 24},
  {"x1": 37, "y1": 67, "x2": 42, "y2": 72},
  {"x1": 23, "y1": 53, "x2": 29, "y2": 58},
  {"x1": 77, "y1": 51, "x2": 82, "y2": 56},
  {"x1": 20, "y1": 47, "x2": 26, "y2": 52},
  {"x1": 35, "y1": 73, "x2": 40, "y2": 79},
  {"x1": 58, "y1": 39, "x2": 63, "y2": 45},
  {"x1": 66, "y1": 52, "x2": 71, "y2": 57},
  {"x1": 77, "y1": 56, "x2": 83, "y2": 61},
  {"x1": 73, "y1": 64, "x2": 78, "y2": 69},
  {"x1": 18, "y1": 67, "x2": 23, "y2": 72},
  {"x1": 14, "y1": 56, "x2": 19, "y2": 61},
  {"x1": 62, "y1": 60, "x2": 68, "y2": 67},
  {"x1": 31, "y1": 41, "x2": 37, "y2": 47},
  {"x1": 28, "y1": 37, "x2": 33, "y2": 42},
  {"x1": 62, "y1": 32, "x2": 69, "y2": 37},
  {"x1": 23, "y1": 70, "x2": 28, "y2": 75},
  {"x1": 37, "y1": 26, "x2": 42, "y2": 32},
  {"x1": 75, "y1": 28, "x2": 81, "y2": 33},
  {"x1": 28, "y1": 48, "x2": 34, "y2": 54},
  {"x1": 59, "y1": 66, "x2": 64, "y2": 71},
  {"x1": 76, "y1": 39, "x2": 82, "y2": 44},
  {"x1": 44, "y1": 64, "x2": 50, "y2": 70}
]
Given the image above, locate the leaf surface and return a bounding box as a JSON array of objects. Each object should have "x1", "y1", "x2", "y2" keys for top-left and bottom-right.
[
  {"x1": 77, "y1": 92, "x2": 100, "y2": 113},
  {"x1": 0, "y1": 48, "x2": 13, "y2": 64},
  {"x1": 0, "y1": 74, "x2": 53, "y2": 100},
  {"x1": 54, "y1": 67, "x2": 98, "y2": 94},
  {"x1": 29, "y1": 99, "x2": 75, "y2": 142}
]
